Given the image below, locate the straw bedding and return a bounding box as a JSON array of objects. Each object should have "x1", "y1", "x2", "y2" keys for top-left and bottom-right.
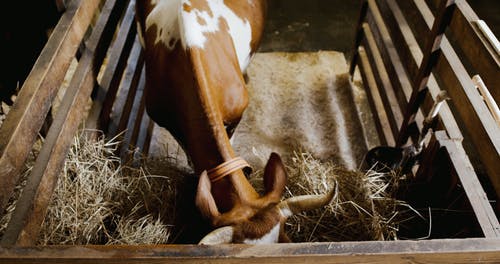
[
  {"x1": 247, "y1": 150, "x2": 416, "y2": 242},
  {"x1": 0, "y1": 132, "x2": 412, "y2": 244},
  {"x1": 0, "y1": 51, "x2": 419, "y2": 244}
]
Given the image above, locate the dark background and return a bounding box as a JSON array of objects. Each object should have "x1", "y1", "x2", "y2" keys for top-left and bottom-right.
[{"x1": 0, "y1": 0, "x2": 498, "y2": 105}]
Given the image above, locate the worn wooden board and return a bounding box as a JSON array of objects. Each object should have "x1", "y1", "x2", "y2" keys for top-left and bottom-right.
[
  {"x1": 449, "y1": 1, "x2": 499, "y2": 105},
  {"x1": 86, "y1": 0, "x2": 137, "y2": 132},
  {"x1": 0, "y1": 0, "x2": 102, "y2": 216},
  {"x1": 433, "y1": 131, "x2": 500, "y2": 238},
  {"x1": 361, "y1": 22, "x2": 403, "y2": 138},
  {"x1": 357, "y1": 47, "x2": 395, "y2": 147},
  {"x1": 434, "y1": 49, "x2": 500, "y2": 201},
  {"x1": 386, "y1": 0, "x2": 462, "y2": 140},
  {"x1": 351, "y1": 0, "x2": 499, "y2": 232},
  {"x1": 0, "y1": 0, "x2": 126, "y2": 246},
  {"x1": 1, "y1": 238, "x2": 500, "y2": 263},
  {"x1": 107, "y1": 38, "x2": 144, "y2": 138},
  {"x1": 395, "y1": 0, "x2": 455, "y2": 146}
]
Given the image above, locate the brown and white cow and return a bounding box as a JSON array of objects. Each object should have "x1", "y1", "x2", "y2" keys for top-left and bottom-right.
[{"x1": 135, "y1": 0, "x2": 333, "y2": 244}]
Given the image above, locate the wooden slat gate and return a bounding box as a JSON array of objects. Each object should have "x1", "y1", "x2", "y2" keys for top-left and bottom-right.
[
  {"x1": 350, "y1": 0, "x2": 499, "y2": 238},
  {"x1": 0, "y1": 0, "x2": 499, "y2": 262}
]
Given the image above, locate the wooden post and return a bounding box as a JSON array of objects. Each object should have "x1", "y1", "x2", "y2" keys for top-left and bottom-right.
[
  {"x1": 396, "y1": 0, "x2": 455, "y2": 147},
  {"x1": 86, "y1": 0, "x2": 137, "y2": 132},
  {"x1": 349, "y1": 0, "x2": 369, "y2": 77}
]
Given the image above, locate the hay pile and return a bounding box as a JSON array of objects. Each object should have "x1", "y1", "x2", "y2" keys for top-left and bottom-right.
[
  {"x1": 1, "y1": 130, "x2": 416, "y2": 244},
  {"x1": 251, "y1": 151, "x2": 416, "y2": 242},
  {"x1": 39, "y1": 131, "x2": 171, "y2": 244},
  {"x1": 34, "y1": 133, "x2": 195, "y2": 245},
  {"x1": 0, "y1": 130, "x2": 192, "y2": 245},
  {"x1": 37, "y1": 130, "x2": 196, "y2": 245}
]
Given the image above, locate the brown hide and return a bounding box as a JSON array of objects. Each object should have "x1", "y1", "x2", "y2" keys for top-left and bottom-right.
[{"x1": 136, "y1": 0, "x2": 273, "y2": 226}]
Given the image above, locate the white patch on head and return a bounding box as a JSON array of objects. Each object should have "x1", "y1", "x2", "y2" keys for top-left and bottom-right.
[
  {"x1": 243, "y1": 224, "x2": 280, "y2": 244},
  {"x1": 146, "y1": 0, "x2": 182, "y2": 50},
  {"x1": 179, "y1": 0, "x2": 253, "y2": 71}
]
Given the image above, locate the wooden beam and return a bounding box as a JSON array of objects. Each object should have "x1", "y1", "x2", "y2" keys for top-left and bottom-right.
[
  {"x1": 134, "y1": 112, "x2": 154, "y2": 164},
  {"x1": 349, "y1": 0, "x2": 369, "y2": 76},
  {"x1": 357, "y1": 46, "x2": 395, "y2": 146},
  {"x1": 396, "y1": 0, "x2": 456, "y2": 147},
  {"x1": 433, "y1": 131, "x2": 500, "y2": 238},
  {"x1": 408, "y1": 0, "x2": 500, "y2": 201},
  {"x1": 434, "y1": 50, "x2": 500, "y2": 201},
  {"x1": 86, "y1": 0, "x2": 138, "y2": 132},
  {"x1": 449, "y1": 1, "x2": 499, "y2": 105},
  {"x1": 374, "y1": 0, "x2": 421, "y2": 79},
  {"x1": 361, "y1": 22, "x2": 403, "y2": 138},
  {"x1": 106, "y1": 38, "x2": 144, "y2": 139},
  {"x1": 393, "y1": 0, "x2": 462, "y2": 140},
  {"x1": 0, "y1": 0, "x2": 102, "y2": 216},
  {"x1": 0, "y1": 239, "x2": 499, "y2": 263},
  {"x1": 120, "y1": 69, "x2": 146, "y2": 160},
  {"x1": 0, "y1": 0, "x2": 126, "y2": 246},
  {"x1": 366, "y1": 0, "x2": 428, "y2": 145}
]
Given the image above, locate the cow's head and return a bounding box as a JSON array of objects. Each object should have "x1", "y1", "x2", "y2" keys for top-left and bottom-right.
[{"x1": 196, "y1": 152, "x2": 334, "y2": 244}]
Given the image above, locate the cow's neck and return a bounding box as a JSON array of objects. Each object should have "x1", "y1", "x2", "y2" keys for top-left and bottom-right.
[
  {"x1": 180, "y1": 48, "x2": 258, "y2": 212},
  {"x1": 185, "y1": 114, "x2": 258, "y2": 212}
]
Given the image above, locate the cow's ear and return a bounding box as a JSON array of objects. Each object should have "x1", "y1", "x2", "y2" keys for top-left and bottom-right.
[
  {"x1": 196, "y1": 171, "x2": 220, "y2": 221},
  {"x1": 262, "y1": 152, "x2": 287, "y2": 202}
]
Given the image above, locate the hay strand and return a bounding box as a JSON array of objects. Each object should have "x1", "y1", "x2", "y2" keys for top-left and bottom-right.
[
  {"x1": 35, "y1": 130, "x2": 186, "y2": 245},
  {"x1": 251, "y1": 151, "x2": 415, "y2": 242}
]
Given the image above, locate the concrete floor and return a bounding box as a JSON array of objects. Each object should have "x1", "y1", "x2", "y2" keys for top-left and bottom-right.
[
  {"x1": 260, "y1": 0, "x2": 499, "y2": 55},
  {"x1": 259, "y1": 0, "x2": 362, "y2": 57}
]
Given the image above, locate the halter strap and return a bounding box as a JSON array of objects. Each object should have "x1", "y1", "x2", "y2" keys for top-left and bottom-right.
[{"x1": 207, "y1": 157, "x2": 251, "y2": 182}]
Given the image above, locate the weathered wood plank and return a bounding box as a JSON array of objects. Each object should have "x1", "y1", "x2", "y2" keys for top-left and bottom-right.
[
  {"x1": 86, "y1": 0, "x2": 137, "y2": 132},
  {"x1": 393, "y1": 0, "x2": 462, "y2": 140},
  {"x1": 374, "y1": 0, "x2": 421, "y2": 80},
  {"x1": 473, "y1": 75, "x2": 500, "y2": 126},
  {"x1": 0, "y1": 0, "x2": 102, "y2": 216},
  {"x1": 0, "y1": 239, "x2": 499, "y2": 263},
  {"x1": 361, "y1": 22, "x2": 403, "y2": 138},
  {"x1": 349, "y1": 0, "x2": 369, "y2": 76},
  {"x1": 357, "y1": 46, "x2": 395, "y2": 146},
  {"x1": 366, "y1": 0, "x2": 431, "y2": 145},
  {"x1": 376, "y1": 0, "x2": 420, "y2": 85},
  {"x1": 433, "y1": 131, "x2": 500, "y2": 238},
  {"x1": 369, "y1": 0, "x2": 461, "y2": 144},
  {"x1": 365, "y1": 4, "x2": 410, "y2": 114},
  {"x1": 107, "y1": 38, "x2": 144, "y2": 138},
  {"x1": 448, "y1": 1, "x2": 500, "y2": 105},
  {"x1": 409, "y1": 0, "x2": 500, "y2": 198},
  {"x1": 434, "y1": 49, "x2": 500, "y2": 201},
  {"x1": 130, "y1": 83, "x2": 147, "y2": 152},
  {"x1": 134, "y1": 112, "x2": 154, "y2": 164},
  {"x1": 120, "y1": 69, "x2": 146, "y2": 160},
  {"x1": 396, "y1": 0, "x2": 455, "y2": 146},
  {"x1": 0, "y1": 0, "x2": 126, "y2": 246}
]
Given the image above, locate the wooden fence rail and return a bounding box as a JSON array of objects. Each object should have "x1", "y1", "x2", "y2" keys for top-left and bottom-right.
[
  {"x1": 350, "y1": 0, "x2": 499, "y2": 238},
  {"x1": 0, "y1": 0, "x2": 152, "y2": 247}
]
